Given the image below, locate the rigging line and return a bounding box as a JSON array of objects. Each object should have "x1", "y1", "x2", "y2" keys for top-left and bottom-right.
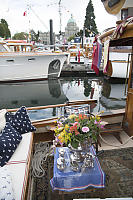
[
  {"x1": 99, "y1": 134, "x2": 133, "y2": 148},
  {"x1": 28, "y1": 5, "x2": 49, "y2": 31}
]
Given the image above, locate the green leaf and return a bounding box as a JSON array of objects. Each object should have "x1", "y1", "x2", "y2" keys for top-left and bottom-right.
[{"x1": 71, "y1": 140, "x2": 79, "y2": 149}]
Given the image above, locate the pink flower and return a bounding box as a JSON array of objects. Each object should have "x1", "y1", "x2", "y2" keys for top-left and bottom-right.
[
  {"x1": 82, "y1": 126, "x2": 89, "y2": 133},
  {"x1": 55, "y1": 137, "x2": 59, "y2": 143},
  {"x1": 73, "y1": 122, "x2": 79, "y2": 126},
  {"x1": 94, "y1": 120, "x2": 98, "y2": 124},
  {"x1": 100, "y1": 124, "x2": 105, "y2": 129}
]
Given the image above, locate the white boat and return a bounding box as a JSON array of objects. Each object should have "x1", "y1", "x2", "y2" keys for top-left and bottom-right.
[
  {"x1": 0, "y1": 41, "x2": 69, "y2": 82},
  {"x1": 68, "y1": 45, "x2": 85, "y2": 64}
]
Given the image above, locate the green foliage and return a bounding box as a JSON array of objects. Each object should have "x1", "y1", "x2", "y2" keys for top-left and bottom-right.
[
  {"x1": 76, "y1": 29, "x2": 83, "y2": 37},
  {"x1": 84, "y1": 0, "x2": 98, "y2": 37},
  {"x1": 30, "y1": 29, "x2": 39, "y2": 41},
  {"x1": 0, "y1": 19, "x2": 11, "y2": 39},
  {"x1": 12, "y1": 32, "x2": 28, "y2": 40},
  {"x1": 12, "y1": 29, "x2": 39, "y2": 42},
  {"x1": 67, "y1": 35, "x2": 75, "y2": 42}
]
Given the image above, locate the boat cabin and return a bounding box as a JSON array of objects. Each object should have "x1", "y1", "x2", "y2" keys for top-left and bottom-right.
[
  {"x1": 5, "y1": 40, "x2": 34, "y2": 52},
  {"x1": 0, "y1": 41, "x2": 11, "y2": 53}
]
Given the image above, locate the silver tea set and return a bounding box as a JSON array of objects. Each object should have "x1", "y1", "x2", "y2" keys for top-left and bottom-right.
[{"x1": 57, "y1": 148, "x2": 95, "y2": 172}]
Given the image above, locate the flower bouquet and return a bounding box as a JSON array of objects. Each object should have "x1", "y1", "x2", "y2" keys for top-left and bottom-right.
[{"x1": 53, "y1": 113, "x2": 105, "y2": 149}]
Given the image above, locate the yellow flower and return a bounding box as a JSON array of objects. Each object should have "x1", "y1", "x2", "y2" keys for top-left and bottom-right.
[
  {"x1": 100, "y1": 110, "x2": 104, "y2": 114},
  {"x1": 68, "y1": 114, "x2": 76, "y2": 119},
  {"x1": 58, "y1": 132, "x2": 65, "y2": 143},
  {"x1": 57, "y1": 127, "x2": 64, "y2": 132},
  {"x1": 90, "y1": 116, "x2": 95, "y2": 119},
  {"x1": 95, "y1": 115, "x2": 101, "y2": 121},
  {"x1": 60, "y1": 132, "x2": 65, "y2": 137},
  {"x1": 65, "y1": 124, "x2": 69, "y2": 129}
]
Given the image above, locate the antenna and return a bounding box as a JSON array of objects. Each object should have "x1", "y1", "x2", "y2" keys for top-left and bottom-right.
[
  {"x1": 59, "y1": 0, "x2": 62, "y2": 35},
  {"x1": 47, "y1": 0, "x2": 63, "y2": 35}
]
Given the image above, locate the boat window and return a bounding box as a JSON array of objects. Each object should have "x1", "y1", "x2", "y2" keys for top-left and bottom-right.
[
  {"x1": 0, "y1": 44, "x2": 8, "y2": 52},
  {"x1": 48, "y1": 59, "x2": 61, "y2": 78},
  {"x1": 9, "y1": 46, "x2": 15, "y2": 52},
  {"x1": 121, "y1": 8, "x2": 128, "y2": 20}
]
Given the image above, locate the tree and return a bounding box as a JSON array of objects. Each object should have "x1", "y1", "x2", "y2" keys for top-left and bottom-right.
[
  {"x1": 67, "y1": 35, "x2": 75, "y2": 42},
  {"x1": 30, "y1": 29, "x2": 39, "y2": 42},
  {"x1": 0, "y1": 19, "x2": 11, "y2": 39},
  {"x1": 12, "y1": 32, "x2": 28, "y2": 40},
  {"x1": 0, "y1": 24, "x2": 6, "y2": 38},
  {"x1": 84, "y1": 0, "x2": 98, "y2": 37},
  {"x1": 76, "y1": 29, "x2": 83, "y2": 37}
]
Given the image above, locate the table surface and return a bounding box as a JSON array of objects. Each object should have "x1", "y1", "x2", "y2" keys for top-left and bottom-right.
[{"x1": 50, "y1": 146, "x2": 105, "y2": 192}]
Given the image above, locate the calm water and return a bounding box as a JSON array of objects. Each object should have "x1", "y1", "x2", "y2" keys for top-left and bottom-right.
[{"x1": 0, "y1": 77, "x2": 126, "y2": 120}]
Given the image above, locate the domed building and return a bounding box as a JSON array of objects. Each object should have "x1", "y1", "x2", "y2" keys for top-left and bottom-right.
[{"x1": 65, "y1": 15, "x2": 79, "y2": 41}]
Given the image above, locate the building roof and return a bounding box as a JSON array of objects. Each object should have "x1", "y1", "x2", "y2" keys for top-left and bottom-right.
[{"x1": 67, "y1": 14, "x2": 76, "y2": 24}]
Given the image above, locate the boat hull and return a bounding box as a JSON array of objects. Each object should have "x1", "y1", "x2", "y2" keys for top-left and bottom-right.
[{"x1": 0, "y1": 52, "x2": 68, "y2": 82}]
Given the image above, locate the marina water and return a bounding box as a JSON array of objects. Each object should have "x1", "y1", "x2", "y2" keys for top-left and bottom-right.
[{"x1": 0, "y1": 77, "x2": 126, "y2": 120}]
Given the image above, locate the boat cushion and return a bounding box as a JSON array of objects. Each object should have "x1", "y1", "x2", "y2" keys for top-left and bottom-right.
[
  {"x1": 0, "y1": 122, "x2": 22, "y2": 167},
  {"x1": 7, "y1": 132, "x2": 33, "y2": 200},
  {"x1": 0, "y1": 165, "x2": 15, "y2": 199},
  {"x1": 0, "y1": 109, "x2": 6, "y2": 132},
  {"x1": 5, "y1": 106, "x2": 36, "y2": 135}
]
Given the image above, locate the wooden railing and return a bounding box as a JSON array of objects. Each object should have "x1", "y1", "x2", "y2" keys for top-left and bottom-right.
[
  {"x1": 7, "y1": 99, "x2": 97, "y2": 112},
  {"x1": 7, "y1": 99, "x2": 97, "y2": 127}
]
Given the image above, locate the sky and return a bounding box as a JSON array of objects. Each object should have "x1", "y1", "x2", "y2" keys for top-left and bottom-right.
[{"x1": 0, "y1": 0, "x2": 117, "y2": 36}]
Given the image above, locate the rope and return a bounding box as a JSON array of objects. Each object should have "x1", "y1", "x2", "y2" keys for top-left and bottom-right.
[
  {"x1": 99, "y1": 134, "x2": 133, "y2": 148},
  {"x1": 31, "y1": 135, "x2": 133, "y2": 177},
  {"x1": 31, "y1": 142, "x2": 53, "y2": 178}
]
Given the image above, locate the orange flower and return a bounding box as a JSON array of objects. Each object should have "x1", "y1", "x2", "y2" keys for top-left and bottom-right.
[
  {"x1": 78, "y1": 114, "x2": 83, "y2": 119},
  {"x1": 75, "y1": 130, "x2": 80, "y2": 135}
]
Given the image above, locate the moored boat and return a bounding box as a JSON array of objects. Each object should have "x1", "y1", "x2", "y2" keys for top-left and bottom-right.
[
  {"x1": 98, "y1": 0, "x2": 133, "y2": 79},
  {"x1": 0, "y1": 40, "x2": 69, "y2": 82},
  {"x1": 68, "y1": 45, "x2": 85, "y2": 64}
]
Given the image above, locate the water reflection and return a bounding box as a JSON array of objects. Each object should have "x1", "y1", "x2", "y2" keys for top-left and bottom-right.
[
  {"x1": 0, "y1": 79, "x2": 68, "y2": 120},
  {"x1": 61, "y1": 77, "x2": 126, "y2": 113},
  {"x1": 100, "y1": 81, "x2": 126, "y2": 110},
  {"x1": 0, "y1": 77, "x2": 126, "y2": 120},
  {"x1": 0, "y1": 79, "x2": 68, "y2": 109}
]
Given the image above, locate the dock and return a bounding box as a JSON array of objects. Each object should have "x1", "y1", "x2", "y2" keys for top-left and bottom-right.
[{"x1": 61, "y1": 63, "x2": 103, "y2": 77}]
